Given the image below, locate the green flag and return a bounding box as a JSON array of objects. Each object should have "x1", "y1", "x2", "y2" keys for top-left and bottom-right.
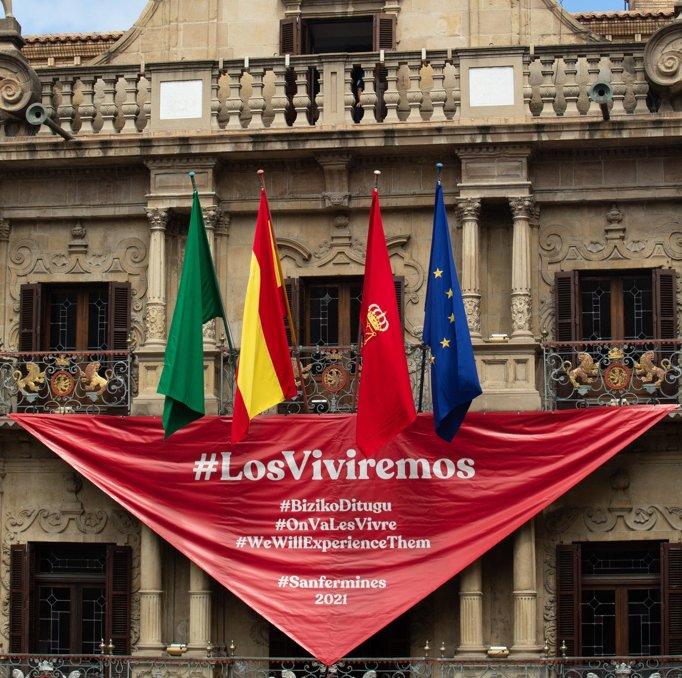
[{"x1": 158, "y1": 191, "x2": 226, "y2": 437}]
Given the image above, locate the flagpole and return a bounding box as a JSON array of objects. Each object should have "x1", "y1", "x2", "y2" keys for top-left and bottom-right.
[
  {"x1": 257, "y1": 169, "x2": 310, "y2": 414},
  {"x1": 188, "y1": 171, "x2": 236, "y2": 356}
]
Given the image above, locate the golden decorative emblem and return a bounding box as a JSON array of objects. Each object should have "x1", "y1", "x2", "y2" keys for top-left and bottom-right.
[
  {"x1": 563, "y1": 352, "x2": 599, "y2": 389},
  {"x1": 321, "y1": 365, "x2": 350, "y2": 394},
  {"x1": 603, "y1": 363, "x2": 631, "y2": 391},
  {"x1": 607, "y1": 347, "x2": 625, "y2": 361},
  {"x1": 55, "y1": 355, "x2": 70, "y2": 367},
  {"x1": 364, "y1": 303, "x2": 389, "y2": 343},
  {"x1": 635, "y1": 350, "x2": 671, "y2": 388},
  {"x1": 13, "y1": 362, "x2": 46, "y2": 392},
  {"x1": 50, "y1": 370, "x2": 76, "y2": 398}
]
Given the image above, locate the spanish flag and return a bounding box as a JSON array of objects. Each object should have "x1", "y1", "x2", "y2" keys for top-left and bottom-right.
[{"x1": 231, "y1": 188, "x2": 297, "y2": 443}]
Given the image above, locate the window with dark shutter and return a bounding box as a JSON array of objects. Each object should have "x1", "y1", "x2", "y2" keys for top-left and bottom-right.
[
  {"x1": 662, "y1": 542, "x2": 682, "y2": 654},
  {"x1": 19, "y1": 284, "x2": 42, "y2": 352},
  {"x1": 653, "y1": 269, "x2": 678, "y2": 340},
  {"x1": 373, "y1": 13, "x2": 397, "y2": 51},
  {"x1": 284, "y1": 278, "x2": 301, "y2": 346},
  {"x1": 10, "y1": 544, "x2": 30, "y2": 653},
  {"x1": 108, "y1": 282, "x2": 132, "y2": 351},
  {"x1": 394, "y1": 276, "x2": 405, "y2": 325},
  {"x1": 106, "y1": 545, "x2": 132, "y2": 655},
  {"x1": 279, "y1": 17, "x2": 301, "y2": 55},
  {"x1": 556, "y1": 544, "x2": 580, "y2": 656},
  {"x1": 554, "y1": 271, "x2": 578, "y2": 342}
]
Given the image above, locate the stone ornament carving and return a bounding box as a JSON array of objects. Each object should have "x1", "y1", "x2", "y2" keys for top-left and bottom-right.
[
  {"x1": 0, "y1": 218, "x2": 10, "y2": 241},
  {"x1": 145, "y1": 303, "x2": 166, "y2": 342},
  {"x1": 509, "y1": 196, "x2": 535, "y2": 219},
  {"x1": 644, "y1": 21, "x2": 682, "y2": 102},
  {"x1": 202, "y1": 206, "x2": 221, "y2": 231},
  {"x1": 215, "y1": 212, "x2": 231, "y2": 237},
  {"x1": 511, "y1": 293, "x2": 532, "y2": 333},
  {"x1": 146, "y1": 208, "x2": 169, "y2": 231},
  {"x1": 462, "y1": 296, "x2": 481, "y2": 334},
  {"x1": 456, "y1": 198, "x2": 481, "y2": 222}
]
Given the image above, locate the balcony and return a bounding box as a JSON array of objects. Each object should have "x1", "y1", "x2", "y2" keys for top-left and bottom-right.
[
  {"x1": 0, "y1": 350, "x2": 133, "y2": 415},
  {"x1": 542, "y1": 340, "x2": 682, "y2": 410},
  {"x1": 0, "y1": 43, "x2": 666, "y2": 145},
  {"x1": 1, "y1": 655, "x2": 681, "y2": 678},
  {"x1": 219, "y1": 344, "x2": 431, "y2": 416}
]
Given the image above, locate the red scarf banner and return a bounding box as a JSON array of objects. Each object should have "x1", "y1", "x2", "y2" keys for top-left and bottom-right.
[{"x1": 11, "y1": 406, "x2": 674, "y2": 665}]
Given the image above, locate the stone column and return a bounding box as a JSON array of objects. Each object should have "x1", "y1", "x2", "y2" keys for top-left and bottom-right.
[
  {"x1": 457, "y1": 559, "x2": 486, "y2": 655},
  {"x1": 137, "y1": 525, "x2": 164, "y2": 653},
  {"x1": 144, "y1": 208, "x2": 169, "y2": 348},
  {"x1": 511, "y1": 520, "x2": 540, "y2": 655},
  {"x1": 509, "y1": 197, "x2": 534, "y2": 340},
  {"x1": 187, "y1": 561, "x2": 212, "y2": 655},
  {"x1": 456, "y1": 198, "x2": 482, "y2": 339}
]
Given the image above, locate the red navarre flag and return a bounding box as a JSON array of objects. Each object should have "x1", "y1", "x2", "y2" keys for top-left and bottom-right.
[{"x1": 356, "y1": 188, "x2": 417, "y2": 454}]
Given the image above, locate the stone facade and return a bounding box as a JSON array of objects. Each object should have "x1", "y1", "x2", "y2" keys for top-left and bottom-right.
[{"x1": 0, "y1": 0, "x2": 681, "y2": 666}]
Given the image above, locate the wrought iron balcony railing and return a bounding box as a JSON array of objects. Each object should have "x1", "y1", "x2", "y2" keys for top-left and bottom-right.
[
  {"x1": 1, "y1": 654, "x2": 681, "y2": 678},
  {"x1": 219, "y1": 344, "x2": 432, "y2": 416},
  {"x1": 542, "y1": 339, "x2": 682, "y2": 409},
  {"x1": 0, "y1": 350, "x2": 133, "y2": 415}
]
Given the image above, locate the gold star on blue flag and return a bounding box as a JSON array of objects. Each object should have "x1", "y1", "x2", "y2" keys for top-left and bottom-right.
[{"x1": 423, "y1": 170, "x2": 482, "y2": 441}]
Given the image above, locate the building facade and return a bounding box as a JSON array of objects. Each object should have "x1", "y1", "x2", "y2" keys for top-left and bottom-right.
[{"x1": 0, "y1": 0, "x2": 681, "y2": 673}]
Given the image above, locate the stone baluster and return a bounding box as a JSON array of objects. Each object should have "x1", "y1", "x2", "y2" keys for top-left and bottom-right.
[
  {"x1": 210, "y1": 66, "x2": 223, "y2": 131},
  {"x1": 456, "y1": 198, "x2": 482, "y2": 339},
  {"x1": 56, "y1": 76, "x2": 75, "y2": 134},
  {"x1": 37, "y1": 78, "x2": 56, "y2": 136},
  {"x1": 78, "y1": 75, "x2": 97, "y2": 134},
  {"x1": 405, "y1": 59, "x2": 423, "y2": 123},
  {"x1": 382, "y1": 61, "x2": 400, "y2": 124},
  {"x1": 609, "y1": 53, "x2": 627, "y2": 116},
  {"x1": 562, "y1": 55, "x2": 580, "y2": 117},
  {"x1": 137, "y1": 525, "x2": 164, "y2": 653},
  {"x1": 522, "y1": 53, "x2": 533, "y2": 116},
  {"x1": 99, "y1": 73, "x2": 118, "y2": 133},
  {"x1": 144, "y1": 208, "x2": 169, "y2": 347},
  {"x1": 315, "y1": 66, "x2": 324, "y2": 126},
  {"x1": 248, "y1": 66, "x2": 266, "y2": 129},
  {"x1": 292, "y1": 64, "x2": 311, "y2": 128},
  {"x1": 457, "y1": 560, "x2": 486, "y2": 655},
  {"x1": 430, "y1": 58, "x2": 448, "y2": 122},
  {"x1": 632, "y1": 51, "x2": 649, "y2": 115},
  {"x1": 359, "y1": 62, "x2": 378, "y2": 125},
  {"x1": 585, "y1": 54, "x2": 602, "y2": 116},
  {"x1": 271, "y1": 62, "x2": 289, "y2": 128},
  {"x1": 120, "y1": 72, "x2": 140, "y2": 133},
  {"x1": 187, "y1": 562, "x2": 212, "y2": 656},
  {"x1": 509, "y1": 197, "x2": 534, "y2": 340},
  {"x1": 451, "y1": 56, "x2": 461, "y2": 120},
  {"x1": 225, "y1": 66, "x2": 244, "y2": 131},
  {"x1": 344, "y1": 63, "x2": 356, "y2": 124},
  {"x1": 511, "y1": 520, "x2": 540, "y2": 655},
  {"x1": 539, "y1": 55, "x2": 557, "y2": 116}
]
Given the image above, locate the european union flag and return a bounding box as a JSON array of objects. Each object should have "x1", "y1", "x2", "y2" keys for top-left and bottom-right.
[{"x1": 423, "y1": 177, "x2": 482, "y2": 441}]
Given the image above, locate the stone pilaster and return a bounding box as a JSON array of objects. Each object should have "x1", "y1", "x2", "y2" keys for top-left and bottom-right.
[
  {"x1": 187, "y1": 561, "x2": 212, "y2": 656},
  {"x1": 456, "y1": 198, "x2": 482, "y2": 339},
  {"x1": 457, "y1": 559, "x2": 486, "y2": 656},
  {"x1": 511, "y1": 520, "x2": 541, "y2": 655},
  {"x1": 144, "y1": 208, "x2": 169, "y2": 348},
  {"x1": 136, "y1": 525, "x2": 164, "y2": 653},
  {"x1": 509, "y1": 197, "x2": 534, "y2": 341},
  {"x1": 201, "y1": 206, "x2": 221, "y2": 346},
  {"x1": 0, "y1": 218, "x2": 11, "y2": 347}
]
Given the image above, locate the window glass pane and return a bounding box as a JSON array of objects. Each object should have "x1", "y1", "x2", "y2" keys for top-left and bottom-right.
[
  {"x1": 581, "y1": 544, "x2": 660, "y2": 576},
  {"x1": 38, "y1": 544, "x2": 107, "y2": 575},
  {"x1": 38, "y1": 586, "x2": 71, "y2": 654},
  {"x1": 88, "y1": 289, "x2": 109, "y2": 350},
  {"x1": 581, "y1": 589, "x2": 616, "y2": 657},
  {"x1": 49, "y1": 292, "x2": 77, "y2": 351},
  {"x1": 82, "y1": 586, "x2": 107, "y2": 655},
  {"x1": 622, "y1": 275, "x2": 653, "y2": 339},
  {"x1": 349, "y1": 283, "x2": 363, "y2": 346},
  {"x1": 309, "y1": 285, "x2": 339, "y2": 345},
  {"x1": 628, "y1": 588, "x2": 661, "y2": 656},
  {"x1": 580, "y1": 278, "x2": 611, "y2": 340}
]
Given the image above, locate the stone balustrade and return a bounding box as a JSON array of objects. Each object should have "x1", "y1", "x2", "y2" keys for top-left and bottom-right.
[{"x1": 0, "y1": 43, "x2": 664, "y2": 140}]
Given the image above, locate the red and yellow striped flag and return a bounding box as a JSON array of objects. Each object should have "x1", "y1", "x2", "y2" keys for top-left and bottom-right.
[{"x1": 231, "y1": 188, "x2": 297, "y2": 443}]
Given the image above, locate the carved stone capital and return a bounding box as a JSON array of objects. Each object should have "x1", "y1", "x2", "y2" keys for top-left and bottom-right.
[
  {"x1": 509, "y1": 196, "x2": 535, "y2": 220},
  {"x1": 146, "y1": 208, "x2": 169, "y2": 231},
  {"x1": 202, "y1": 206, "x2": 221, "y2": 231},
  {"x1": 456, "y1": 198, "x2": 481, "y2": 223},
  {"x1": 0, "y1": 218, "x2": 10, "y2": 241},
  {"x1": 215, "y1": 212, "x2": 231, "y2": 237}
]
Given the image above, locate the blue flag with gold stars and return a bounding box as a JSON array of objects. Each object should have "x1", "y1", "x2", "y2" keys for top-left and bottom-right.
[{"x1": 423, "y1": 180, "x2": 482, "y2": 441}]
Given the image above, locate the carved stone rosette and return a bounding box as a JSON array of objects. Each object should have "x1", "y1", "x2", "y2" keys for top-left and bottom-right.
[{"x1": 644, "y1": 21, "x2": 682, "y2": 107}]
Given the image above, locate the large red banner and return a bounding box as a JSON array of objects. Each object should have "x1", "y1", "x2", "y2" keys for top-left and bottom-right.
[{"x1": 11, "y1": 406, "x2": 673, "y2": 665}]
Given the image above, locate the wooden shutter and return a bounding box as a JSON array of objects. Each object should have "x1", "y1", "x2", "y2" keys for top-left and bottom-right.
[
  {"x1": 554, "y1": 271, "x2": 579, "y2": 342},
  {"x1": 18, "y1": 283, "x2": 42, "y2": 352},
  {"x1": 9, "y1": 544, "x2": 30, "y2": 653},
  {"x1": 555, "y1": 543, "x2": 580, "y2": 657},
  {"x1": 373, "y1": 13, "x2": 396, "y2": 51},
  {"x1": 662, "y1": 542, "x2": 682, "y2": 655},
  {"x1": 284, "y1": 278, "x2": 301, "y2": 345},
  {"x1": 653, "y1": 269, "x2": 677, "y2": 339},
  {"x1": 106, "y1": 545, "x2": 132, "y2": 655},
  {"x1": 280, "y1": 17, "x2": 301, "y2": 56},
  {"x1": 394, "y1": 275, "x2": 405, "y2": 325},
  {"x1": 108, "y1": 282, "x2": 131, "y2": 351}
]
